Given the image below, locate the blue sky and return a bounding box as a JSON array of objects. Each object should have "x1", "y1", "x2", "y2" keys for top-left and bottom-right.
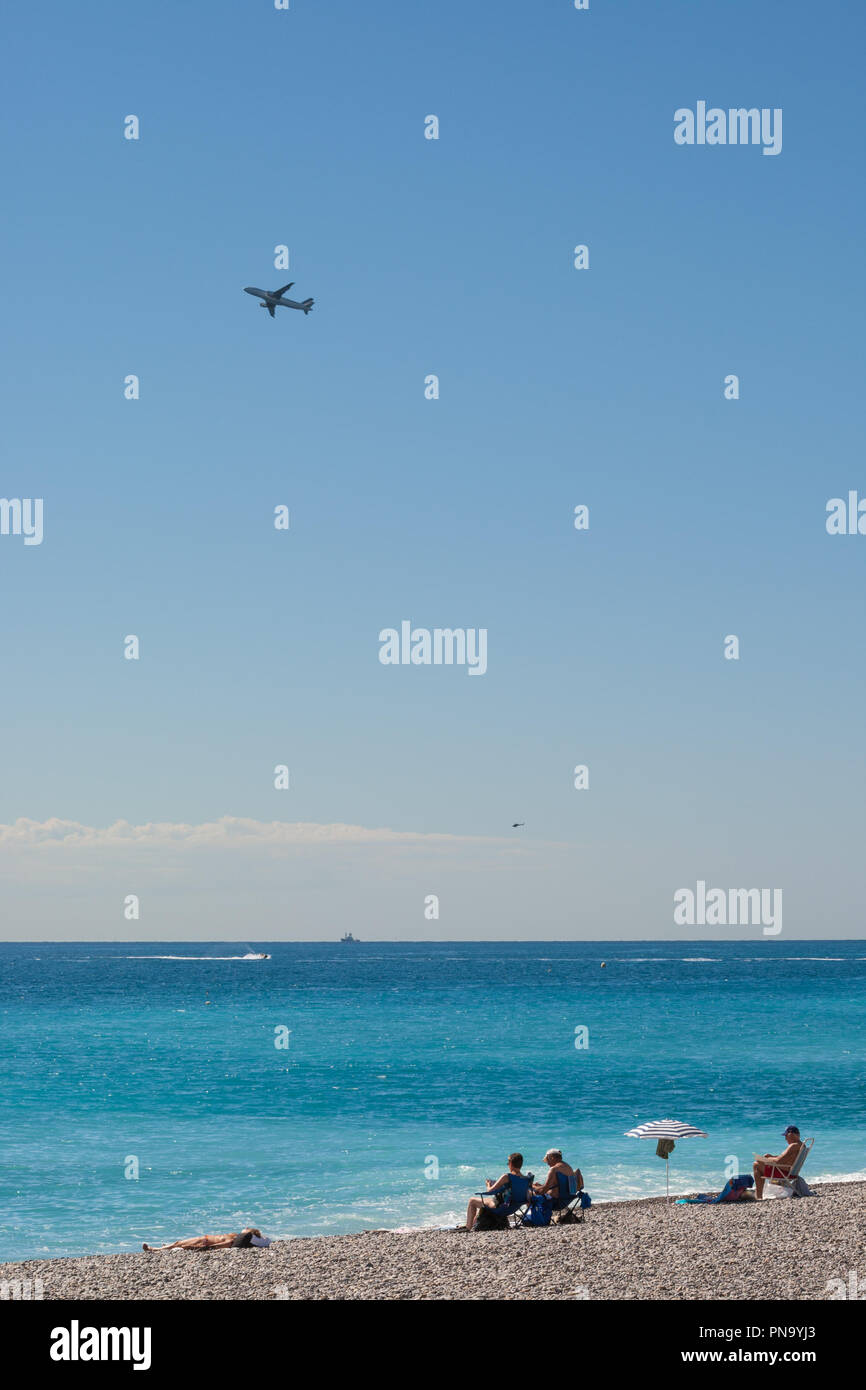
[{"x1": 2, "y1": 0, "x2": 864, "y2": 938}]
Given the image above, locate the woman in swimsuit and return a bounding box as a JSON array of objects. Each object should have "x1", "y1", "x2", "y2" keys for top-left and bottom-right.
[{"x1": 143, "y1": 1227, "x2": 266, "y2": 1251}]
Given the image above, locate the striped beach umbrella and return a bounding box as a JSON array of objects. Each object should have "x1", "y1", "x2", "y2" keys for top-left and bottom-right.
[{"x1": 624, "y1": 1118, "x2": 708, "y2": 1201}]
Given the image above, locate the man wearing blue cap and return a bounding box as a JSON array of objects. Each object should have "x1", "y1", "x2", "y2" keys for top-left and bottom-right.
[{"x1": 752, "y1": 1125, "x2": 804, "y2": 1199}]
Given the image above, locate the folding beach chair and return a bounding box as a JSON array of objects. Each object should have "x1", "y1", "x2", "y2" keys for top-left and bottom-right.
[
  {"x1": 512, "y1": 1172, "x2": 589, "y2": 1228},
  {"x1": 760, "y1": 1137, "x2": 814, "y2": 1194},
  {"x1": 550, "y1": 1171, "x2": 589, "y2": 1224},
  {"x1": 474, "y1": 1173, "x2": 534, "y2": 1229}
]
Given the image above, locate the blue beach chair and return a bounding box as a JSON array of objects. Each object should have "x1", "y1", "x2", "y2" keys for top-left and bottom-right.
[
  {"x1": 551, "y1": 1171, "x2": 590, "y2": 1223},
  {"x1": 517, "y1": 1172, "x2": 590, "y2": 1226},
  {"x1": 474, "y1": 1173, "x2": 534, "y2": 1229},
  {"x1": 512, "y1": 1173, "x2": 590, "y2": 1228}
]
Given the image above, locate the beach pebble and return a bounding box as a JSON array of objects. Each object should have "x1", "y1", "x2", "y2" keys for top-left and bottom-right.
[{"x1": 1, "y1": 1182, "x2": 862, "y2": 1301}]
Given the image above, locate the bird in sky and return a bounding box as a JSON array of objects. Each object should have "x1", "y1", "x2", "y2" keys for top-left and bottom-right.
[{"x1": 512, "y1": 822, "x2": 525, "y2": 828}]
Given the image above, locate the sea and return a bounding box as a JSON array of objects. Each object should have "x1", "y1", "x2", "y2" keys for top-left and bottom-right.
[{"x1": 1, "y1": 940, "x2": 863, "y2": 1261}]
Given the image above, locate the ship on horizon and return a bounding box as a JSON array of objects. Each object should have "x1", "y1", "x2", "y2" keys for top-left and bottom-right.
[{"x1": 339, "y1": 932, "x2": 360, "y2": 944}]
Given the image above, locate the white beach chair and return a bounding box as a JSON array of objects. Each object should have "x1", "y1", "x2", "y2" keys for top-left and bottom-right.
[{"x1": 754, "y1": 1137, "x2": 814, "y2": 1194}]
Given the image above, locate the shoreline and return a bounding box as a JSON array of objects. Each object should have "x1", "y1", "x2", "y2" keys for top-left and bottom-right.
[{"x1": 2, "y1": 1180, "x2": 862, "y2": 1301}]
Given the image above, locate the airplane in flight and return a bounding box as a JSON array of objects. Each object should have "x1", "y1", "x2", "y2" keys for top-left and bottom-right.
[{"x1": 243, "y1": 282, "x2": 314, "y2": 318}]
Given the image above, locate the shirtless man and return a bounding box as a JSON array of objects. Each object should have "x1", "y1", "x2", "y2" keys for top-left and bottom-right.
[
  {"x1": 143, "y1": 1227, "x2": 264, "y2": 1251},
  {"x1": 533, "y1": 1149, "x2": 582, "y2": 1198},
  {"x1": 752, "y1": 1126, "x2": 804, "y2": 1199}
]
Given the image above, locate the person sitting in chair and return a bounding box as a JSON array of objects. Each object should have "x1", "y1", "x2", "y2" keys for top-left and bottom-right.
[
  {"x1": 461, "y1": 1152, "x2": 525, "y2": 1231},
  {"x1": 532, "y1": 1148, "x2": 581, "y2": 1197},
  {"x1": 752, "y1": 1125, "x2": 803, "y2": 1199}
]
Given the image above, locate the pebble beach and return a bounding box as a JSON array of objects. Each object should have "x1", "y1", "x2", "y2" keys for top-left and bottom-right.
[{"x1": 3, "y1": 1181, "x2": 863, "y2": 1302}]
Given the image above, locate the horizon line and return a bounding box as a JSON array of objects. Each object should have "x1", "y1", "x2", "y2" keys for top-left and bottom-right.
[{"x1": 1, "y1": 937, "x2": 862, "y2": 946}]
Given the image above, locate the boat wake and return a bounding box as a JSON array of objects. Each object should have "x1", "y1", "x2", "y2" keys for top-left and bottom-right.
[{"x1": 125, "y1": 953, "x2": 271, "y2": 961}]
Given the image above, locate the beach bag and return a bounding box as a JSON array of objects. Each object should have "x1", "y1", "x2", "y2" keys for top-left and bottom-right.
[
  {"x1": 523, "y1": 1194, "x2": 553, "y2": 1227},
  {"x1": 473, "y1": 1205, "x2": 509, "y2": 1231}
]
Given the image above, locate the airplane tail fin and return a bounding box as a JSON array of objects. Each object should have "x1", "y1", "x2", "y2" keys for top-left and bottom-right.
[{"x1": 302, "y1": 299, "x2": 314, "y2": 315}]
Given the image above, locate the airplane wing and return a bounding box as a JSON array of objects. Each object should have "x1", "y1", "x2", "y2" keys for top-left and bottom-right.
[
  {"x1": 272, "y1": 283, "x2": 294, "y2": 297},
  {"x1": 267, "y1": 305, "x2": 275, "y2": 318}
]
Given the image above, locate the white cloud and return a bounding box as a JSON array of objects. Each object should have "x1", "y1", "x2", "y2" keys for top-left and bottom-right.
[{"x1": 0, "y1": 815, "x2": 523, "y2": 853}]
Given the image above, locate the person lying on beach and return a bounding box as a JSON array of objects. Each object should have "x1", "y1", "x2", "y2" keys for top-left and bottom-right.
[
  {"x1": 677, "y1": 1175, "x2": 754, "y2": 1205},
  {"x1": 461, "y1": 1153, "x2": 525, "y2": 1231},
  {"x1": 142, "y1": 1227, "x2": 269, "y2": 1251},
  {"x1": 752, "y1": 1125, "x2": 803, "y2": 1199},
  {"x1": 532, "y1": 1148, "x2": 582, "y2": 1197}
]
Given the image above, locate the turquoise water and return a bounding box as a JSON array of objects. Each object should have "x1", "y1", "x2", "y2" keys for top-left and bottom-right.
[{"x1": 1, "y1": 941, "x2": 864, "y2": 1260}]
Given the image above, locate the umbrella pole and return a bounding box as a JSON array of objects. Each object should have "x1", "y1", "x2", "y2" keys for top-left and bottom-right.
[{"x1": 666, "y1": 1156, "x2": 670, "y2": 1204}]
